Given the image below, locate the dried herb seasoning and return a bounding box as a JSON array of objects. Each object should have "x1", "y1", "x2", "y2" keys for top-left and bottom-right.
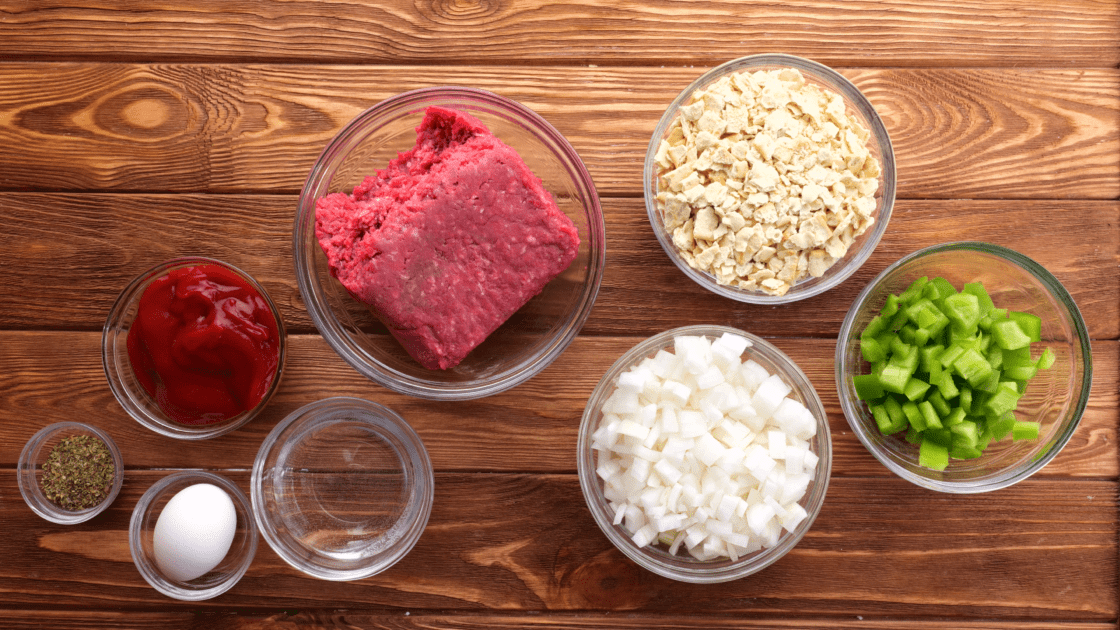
[{"x1": 41, "y1": 435, "x2": 116, "y2": 511}]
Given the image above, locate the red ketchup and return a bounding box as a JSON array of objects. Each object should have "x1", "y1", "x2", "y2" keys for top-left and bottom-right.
[{"x1": 127, "y1": 264, "x2": 281, "y2": 425}]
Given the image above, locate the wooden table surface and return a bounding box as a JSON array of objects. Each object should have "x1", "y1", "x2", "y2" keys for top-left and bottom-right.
[{"x1": 1, "y1": 2, "x2": 1118, "y2": 628}]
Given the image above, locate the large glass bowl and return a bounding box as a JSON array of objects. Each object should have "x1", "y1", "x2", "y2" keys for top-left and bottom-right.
[
  {"x1": 295, "y1": 86, "x2": 605, "y2": 400},
  {"x1": 644, "y1": 53, "x2": 895, "y2": 304},
  {"x1": 578, "y1": 325, "x2": 831, "y2": 583},
  {"x1": 836, "y1": 242, "x2": 1092, "y2": 493}
]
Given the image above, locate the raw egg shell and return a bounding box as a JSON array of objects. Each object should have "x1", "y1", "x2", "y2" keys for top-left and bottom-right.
[{"x1": 153, "y1": 483, "x2": 237, "y2": 582}]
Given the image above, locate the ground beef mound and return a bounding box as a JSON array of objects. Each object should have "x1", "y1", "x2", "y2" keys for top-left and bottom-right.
[{"x1": 315, "y1": 106, "x2": 581, "y2": 370}]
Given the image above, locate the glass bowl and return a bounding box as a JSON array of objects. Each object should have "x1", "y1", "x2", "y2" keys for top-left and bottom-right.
[
  {"x1": 129, "y1": 471, "x2": 258, "y2": 601},
  {"x1": 17, "y1": 422, "x2": 124, "y2": 524},
  {"x1": 644, "y1": 53, "x2": 895, "y2": 304},
  {"x1": 577, "y1": 325, "x2": 831, "y2": 582},
  {"x1": 103, "y1": 257, "x2": 287, "y2": 440},
  {"x1": 294, "y1": 86, "x2": 605, "y2": 400},
  {"x1": 251, "y1": 397, "x2": 434, "y2": 581},
  {"x1": 836, "y1": 242, "x2": 1093, "y2": 493}
]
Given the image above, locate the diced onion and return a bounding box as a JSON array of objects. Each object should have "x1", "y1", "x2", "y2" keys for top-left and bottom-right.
[{"x1": 592, "y1": 333, "x2": 819, "y2": 561}]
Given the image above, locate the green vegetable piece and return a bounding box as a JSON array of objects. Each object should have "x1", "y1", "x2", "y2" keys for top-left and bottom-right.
[
  {"x1": 1008, "y1": 311, "x2": 1042, "y2": 343},
  {"x1": 942, "y1": 292, "x2": 981, "y2": 334},
  {"x1": 950, "y1": 443, "x2": 984, "y2": 460},
  {"x1": 928, "y1": 390, "x2": 951, "y2": 417},
  {"x1": 961, "y1": 282, "x2": 995, "y2": 315},
  {"x1": 861, "y1": 337, "x2": 887, "y2": 364},
  {"x1": 882, "y1": 396, "x2": 909, "y2": 434},
  {"x1": 903, "y1": 377, "x2": 931, "y2": 402},
  {"x1": 984, "y1": 386, "x2": 1021, "y2": 418},
  {"x1": 1002, "y1": 346, "x2": 1032, "y2": 367},
  {"x1": 952, "y1": 348, "x2": 994, "y2": 388},
  {"x1": 853, "y1": 373, "x2": 885, "y2": 401},
  {"x1": 986, "y1": 345, "x2": 1004, "y2": 370},
  {"x1": 936, "y1": 369, "x2": 960, "y2": 400},
  {"x1": 899, "y1": 276, "x2": 929, "y2": 305},
  {"x1": 881, "y1": 293, "x2": 900, "y2": 318},
  {"x1": 926, "y1": 277, "x2": 958, "y2": 303},
  {"x1": 863, "y1": 314, "x2": 886, "y2": 339},
  {"x1": 877, "y1": 364, "x2": 911, "y2": 394},
  {"x1": 889, "y1": 335, "x2": 911, "y2": 358},
  {"x1": 939, "y1": 344, "x2": 967, "y2": 369},
  {"x1": 991, "y1": 319, "x2": 1031, "y2": 351},
  {"x1": 912, "y1": 327, "x2": 931, "y2": 347},
  {"x1": 904, "y1": 425, "x2": 922, "y2": 445},
  {"x1": 959, "y1": 387, "x2": 973, "y2": 414},
  {"x1": 888, "y1": 310, "x2": 910, "y2": 331},
  {"x1": 902, "y1": 400, "x2": 924, "y2": 429},
  {"x1": 1003, "y1": 364, "x2": 1038, "y2": 382},
  {"x1": 1012, "y1": 420, "x2": 1041, "y2": 441},
  {"x1": 889, "y1": 344, "x2": 920, "y2": 375},
  {"x1": 950, "y1": 420, "x2": 980, "y2": 449},
  {"x1": 989, "y1": 412, "x2": 1017, "y2": 441},
  {"x1": 919, "y1": 344, "x2": 945, "y2": 375},
  {"x1": 918, "y1": 400, "x2": 943, "y2": 430},
  {"x1": 1037, "y1": 346, "x2": 1056, "y2": 370},
  {"x1": 872, "y1": 404, "x2": 905, "y2": 435},
  {"x1": 976, "y1": 370, "x2": 1001, "y2": 393},
  {"x1": 924, "y1": 427, "x2": 952, "y2": 447},
  {"x1": 942, "y1": 407, "x2": 967, "y2": 427},
  {"x1": 919, "y1": 438, "x2": 949, "y2": 471}
]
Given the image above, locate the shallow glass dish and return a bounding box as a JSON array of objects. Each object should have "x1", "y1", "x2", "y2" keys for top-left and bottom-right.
[
  {"x1": 836, "y1": 242, "x2": 1092, "y2": 493},
  {"x1": 129, "y1": 471, "x2": 258, "y2": 601},
  {"x1": 251, "y1": 397, "x2": 434, "y2": 581},
  {"x1": 294, "y1": 86, "x2": 605, "y2": 400},
  {"x1": 577, "y1": 325, "x2": 831, "y2": 583},
  {"x1": 17, "y1": 422, "x2": 124, "y2": 525},
  {"x1": 103, "y1": 257, "x2": 287, "y2": 440},
  {"x1": 644, "y1": 53, "x2": 896, "y2": 304}
]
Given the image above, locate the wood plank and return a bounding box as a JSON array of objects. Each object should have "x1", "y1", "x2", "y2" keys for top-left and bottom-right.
[
  {"x1": 0, "y1": 612, "x2": 1111, "y2": 630},
  {"x1": 1, "y1": 194, "x2": 1116, "y2": 339},
  {"x1": 0, "y1": 472, "x2": 1113, "y2": 617},
  {"x1": 1, "y1": 332, "x2": 1113, "y2": 477},
  {"x1": 0, "y1": 65, "x2": 1116, "y2": 198},
  {"x1": 0, "y1": 1, "x2": 1116, "y2": 67}
]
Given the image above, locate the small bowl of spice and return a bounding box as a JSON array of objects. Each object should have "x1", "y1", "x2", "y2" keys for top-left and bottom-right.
[
  {"x1": 17, "y1": 421, "x2": 124, "y2": 524},
  {"x1": 645, "y1": 53, "x2": 895, "y2": 303},
  {"x1": 129, "y1": 470, "x2": 258, "y2": 601},
  {"x1": 103, "y1": 257, "x2": 287, "y2": 440}
]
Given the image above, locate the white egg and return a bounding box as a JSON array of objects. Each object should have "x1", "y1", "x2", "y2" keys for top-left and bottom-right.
[{"x1": 153, "y1": 483, "x2": 237, "y2": 583}]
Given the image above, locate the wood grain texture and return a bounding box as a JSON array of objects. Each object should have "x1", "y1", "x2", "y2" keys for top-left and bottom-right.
[
  {"x1": 0, "y1": 1, "x2": 1117, "y2": 67},
  {"x1": 0, "y1": 472, "x2": 1113, "y2": 617},
  {"x1": 0, "y1": 65, "x2": 1116, "y2": 198},
  {"x1": 1, "y1": 331, "x2": 1113, "y2": 477},
  {"x1": 2, "y1": 194, "x2": 1116, "y2": 338}
]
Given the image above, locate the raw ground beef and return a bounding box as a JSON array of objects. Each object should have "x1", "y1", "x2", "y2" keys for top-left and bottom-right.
[{"x1": 315, "y1": 106, "x2": 581, "y2": 370}]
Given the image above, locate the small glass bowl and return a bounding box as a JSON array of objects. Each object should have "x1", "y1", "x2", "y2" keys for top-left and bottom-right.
[
  {"x1": 836, "y1": 242, "x2": 1093, "y2": 493},
  {"x1": 251, "y1": 397, "x2": 434, "y2": 581},
  {"x1": 644, "y1": 53, "x2": 896, "y2": 304},
  {"x1": 294, "y1": 86, "x2": 605, "y2": 400},
  {"x1": 577, "y1": 325, "x2": 832, "y2": 583},
  {"x1": 17, "y1": 422, "x2": 124, "y2": 524},
  {"x1": 129, "y1": 471, "x2": 258, "y2": 601},
  {"x1": 103, "y1": 257, "x2": 287, "y2": 440}
]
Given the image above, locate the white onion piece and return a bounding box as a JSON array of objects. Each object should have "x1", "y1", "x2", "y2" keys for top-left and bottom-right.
[{"x1": 592, "y1": 333, "x2": 818, "y2": 561}]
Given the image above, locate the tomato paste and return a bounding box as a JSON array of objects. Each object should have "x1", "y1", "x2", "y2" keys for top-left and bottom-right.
[{"x1": 127, "y1": 263, "x2": 281, "y2": 425}]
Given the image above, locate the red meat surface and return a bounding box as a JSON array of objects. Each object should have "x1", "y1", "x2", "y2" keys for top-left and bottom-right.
[{"x1": 315, "y1": 106, "x2": 581, "y2": 370}]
